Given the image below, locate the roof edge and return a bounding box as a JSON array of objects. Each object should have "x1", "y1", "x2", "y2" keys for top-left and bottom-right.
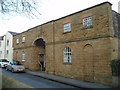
[{"x1": 14, "y1": 1, "x2": 112, "y2": 36}]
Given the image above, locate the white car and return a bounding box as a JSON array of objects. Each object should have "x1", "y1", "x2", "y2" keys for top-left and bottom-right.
[
  {"x1": 6, "y1": 61, "x2": 25, "y2": 72},
  {"x1": 0, "y1": 59, "x2": 9, "y2": 68}
]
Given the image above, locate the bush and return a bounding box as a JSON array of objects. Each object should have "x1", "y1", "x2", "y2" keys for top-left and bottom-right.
[{"x1": 110, "y1": 59, "x2": 120, "y2": 76}]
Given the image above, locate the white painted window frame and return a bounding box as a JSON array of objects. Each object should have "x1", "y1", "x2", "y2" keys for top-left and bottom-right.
[
  {"x1": 22, "y1": 36, "x2": 26, "y2": 43},
  {"x1": 16, "y1": 38, "x2": 19, "y2": 44},
  {"x1": 64, "y1": 23, "x2": 71, "y2": 33},
  {"x1": 64, "y1": 47, "x2": 72, "y2": 63},
  {"x1": 22, "y1": 52, "x2": 26, "y2": 62},
  {"x1": 83, "y1": 16, "x2": 92, "y2": 28}
]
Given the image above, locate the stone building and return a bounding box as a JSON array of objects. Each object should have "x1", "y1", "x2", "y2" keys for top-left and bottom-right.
[{"x1": 13, "y1": 2, "x2": 120, "y2": 86}]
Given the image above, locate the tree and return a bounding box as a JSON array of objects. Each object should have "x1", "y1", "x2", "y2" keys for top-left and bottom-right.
[{"x1": 0, "y1": 0, "x2": 41, "y2": 19}]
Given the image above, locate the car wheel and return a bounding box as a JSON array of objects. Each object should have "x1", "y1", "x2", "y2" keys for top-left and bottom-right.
[{"x1": 11, "y1": 68, "x2": 14, "y2": 73}]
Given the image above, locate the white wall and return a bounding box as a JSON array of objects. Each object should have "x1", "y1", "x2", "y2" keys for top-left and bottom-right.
[
  {"x1": 0, "y1": 32, "x2": 14, "y2": 61},
  {"x1": 5, "y1": 32, "x2": 13, "y2": 61},
  {"x1": 0, "y1": 39, "x2": 5, "y2": 59}
]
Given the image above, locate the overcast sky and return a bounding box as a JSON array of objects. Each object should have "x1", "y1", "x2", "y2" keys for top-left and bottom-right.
[{"x1": 0, "y1": 0, "x2": 119, "y2": 36}]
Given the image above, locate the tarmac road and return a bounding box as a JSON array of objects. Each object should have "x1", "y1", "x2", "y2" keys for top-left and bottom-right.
[{"x1": 1, "y1": 68, "x2": 78, "y2": 88}]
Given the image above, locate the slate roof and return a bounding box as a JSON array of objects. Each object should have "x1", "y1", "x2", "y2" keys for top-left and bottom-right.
[{"x1": 8, "y1": 31, "x2": 18, "y2": 36}]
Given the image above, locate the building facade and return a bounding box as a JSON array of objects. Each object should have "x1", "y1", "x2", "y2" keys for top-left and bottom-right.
[
  {"x1": 13, "y1": 2, "x2": 120, "y2": 86},
  {"x1": 0, "y1": 31, "x2": 18, "y2": 61},
  {"x1": 0, "y1": 36, "x2": 4, "y2": 59}
]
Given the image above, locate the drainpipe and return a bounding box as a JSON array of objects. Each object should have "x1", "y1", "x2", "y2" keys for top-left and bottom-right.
[{"x1": 52, "y1": 21, "x2": 55, "y2": 75}]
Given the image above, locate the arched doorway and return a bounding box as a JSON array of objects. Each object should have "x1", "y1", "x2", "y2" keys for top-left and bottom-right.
[
  {"x1": 34, "y1": 38, "x2": 46, "y2": 71},
  {"x1": 83, "y1": 44, "x2": 94, "y2": 82}
]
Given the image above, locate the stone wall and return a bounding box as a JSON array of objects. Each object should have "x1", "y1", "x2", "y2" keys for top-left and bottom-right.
[
  {"x1": 53, "y1": 38, "x2": 112, "y2": 85},
  {"x1": 49, "y1": 2, "x2": 113, "y2": 85},
  {"x1": 112, "y1": 11, "x2": 120, "y2": 38},
  {"x1": 13, "y1": 22, "x2": 54, "y2": 70},
  {"x1": 13, "y1": 2, "x2": 117, "y2": 86}
]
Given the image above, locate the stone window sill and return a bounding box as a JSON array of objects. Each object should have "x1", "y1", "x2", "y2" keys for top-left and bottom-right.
[
  {"x1": 81, "y1": 25, "x2": 93, "y2": 30},
  {"x1": 63, "y1": 31, "x2": 71, "y2": 34},
  {"x1": 63, "y1": 62, "x2": 72, "y2": 65},
  {"x1": 22, "y1": 42, "x2": 25, "y2": 44}
]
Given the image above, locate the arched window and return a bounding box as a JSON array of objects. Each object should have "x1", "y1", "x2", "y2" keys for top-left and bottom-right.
[{"x1": 64, "y1": 47, "x2": 72, "y2": 63}]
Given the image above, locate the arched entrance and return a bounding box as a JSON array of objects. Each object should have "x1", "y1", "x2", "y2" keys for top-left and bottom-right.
[
  {"x1": 34, "y1": 38, "x2": 46, "y2": 71},
  {"x1": 83, "y1": 44, "x2": 94, "y2": 82}
]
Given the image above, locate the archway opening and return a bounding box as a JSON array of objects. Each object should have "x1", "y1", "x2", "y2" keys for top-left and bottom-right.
[
  {"x1": 34, "y1": 38, "x2": 45, "y2": 49},
  {"x1": 34, "y1": 38, "x2": 46, "y2": 71}
]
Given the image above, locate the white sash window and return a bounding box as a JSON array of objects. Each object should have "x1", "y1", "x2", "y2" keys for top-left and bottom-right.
[{"x1": 64, "y1": 47, "x2": 72, "y2": 63}]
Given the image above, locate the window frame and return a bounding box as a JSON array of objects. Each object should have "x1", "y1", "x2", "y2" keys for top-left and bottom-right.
[
  {"x1": 83, "y1": 16, "x2": 92, "y2": 28},
  {"x1": 22, "y1": 36, "x2": 26, "y2": 43},
  {"x1": 16, "y1": 38, "x2": 19, "y2": 44},
  {"x1": 64, "y1": 23, "x2": 71, "y2": 33},
  {"x1": 63, "y1": 47, "x2": 72, "y2": 63},
  {"x1": 22, "y1": 52, "x2": 26, "y2": 62},
  {"x1": 6, "y1": 50, "x2": 9, "y2": 58},
  {"x1": 7, "y1": 39, "x2": 9, "y2": 46}
]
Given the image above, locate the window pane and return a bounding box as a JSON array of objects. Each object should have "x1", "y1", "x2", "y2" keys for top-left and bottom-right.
[
  {"x1": 83, "y1": 16, "x2": 92, "y2": 27},
  {"x1": 64, "y1": 47, "x2": 72, "y2": 63},
  {"x1": 22, "y1": 37, "x2": 26, "y2": 42},
  {"x1": 16, "y1": 39, "x2": 19, "y2": 44},
  {"x1": 22, "y1": 52, "x2": 26, "y2": 62},
  {"x1": 64, "y1": 23, "x2": 71, "y2": 32}
]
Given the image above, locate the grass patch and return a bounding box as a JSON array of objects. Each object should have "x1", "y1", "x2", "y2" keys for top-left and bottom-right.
[{"x1": 0, "y1": 72, "x2": 32, "y2": 88}]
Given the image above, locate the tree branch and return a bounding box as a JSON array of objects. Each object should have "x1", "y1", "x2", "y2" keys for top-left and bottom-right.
[{"x1": 0, "y1": 0, "x2": 41, "y2": 18}]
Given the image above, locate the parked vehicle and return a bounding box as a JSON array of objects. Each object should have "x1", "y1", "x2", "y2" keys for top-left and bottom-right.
[
  {"x1": 6, "y1": 61, "x2": 25, "y2": 72},
  {"x1": 0, "y1": 59, "x2": 9, "y2": 68}
]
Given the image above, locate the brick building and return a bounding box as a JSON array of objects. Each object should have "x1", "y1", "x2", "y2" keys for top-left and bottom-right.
[{"x1": 13, "y1": 2, "x2": 120, "y2": 86}]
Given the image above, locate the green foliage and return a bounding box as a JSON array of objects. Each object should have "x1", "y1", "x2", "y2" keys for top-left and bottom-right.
[{"x1": 110, "y1": 59, "x2": 120, "y2": 76}]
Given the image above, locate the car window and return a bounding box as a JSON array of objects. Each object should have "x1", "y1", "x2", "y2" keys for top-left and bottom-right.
[
  {"x1": 13, "y1": 61, "x2": 21, "y2": 65},
  {"x1": 1, "y1": 59, "x2": 8, "y2": 62}
]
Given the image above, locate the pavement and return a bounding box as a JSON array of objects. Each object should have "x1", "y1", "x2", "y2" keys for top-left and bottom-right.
[{"x1": 25, "y1": 69, "x2": 112, "y2": 89}]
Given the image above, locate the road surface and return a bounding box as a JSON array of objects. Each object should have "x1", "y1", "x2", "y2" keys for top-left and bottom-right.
[{"x1": 1, "y1": 68, "x2": 79, "y2": 88}]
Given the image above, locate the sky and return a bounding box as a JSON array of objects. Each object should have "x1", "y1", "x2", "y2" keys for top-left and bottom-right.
[{"x1": 0, "y1": 0, "x2": 119, "y2": 36}]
